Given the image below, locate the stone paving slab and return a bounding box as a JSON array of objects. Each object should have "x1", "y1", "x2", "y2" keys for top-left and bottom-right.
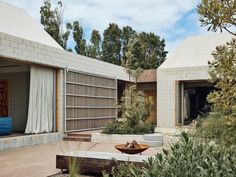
[{"x1": 0, "y1": 141, "x2": 162, "y2": 177}]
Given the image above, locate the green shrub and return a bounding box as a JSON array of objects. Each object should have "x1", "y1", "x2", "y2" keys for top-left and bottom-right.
[
  {"x1": 102, "y1": 120, "x2": 133, "y2": 134},
  {"x1": 68, "y1": 157, "x2": 80, "y2": 177},
  {"x1": 104, "y1": 133, "x2": 236, "y2": 177},
  {"x1": 140, "y1": 133, "x2": 236, "y2": 177},
  {"x1": 194, "y1": 112, "x2": 236, "y2": 147},
  {"x1": 119, "y1": 85, "x2": 153, "y2": 129},
  {"x1": 133, "y1": 121, "x2": 155, "y2": 134},
  {"x1": 102, "y1": 162, "x2": 143, "y2": 177},
  {"x1": 102, "y1": 120, "x2": 154, "y2": 134}
]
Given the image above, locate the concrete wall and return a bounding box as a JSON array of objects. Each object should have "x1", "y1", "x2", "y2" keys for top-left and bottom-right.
[
  {"x1": 156, "y1": 66, "x2": 209, "y2": 128},
  {"x1": 0, "y1": 132, "x2": 63, "y2": 150},
  {"x1": 0, "y1": 71, "x2": 29, "y2": 131},
  {"x1": 0, "y1": 32, "x2": 129, "y2": 81}
]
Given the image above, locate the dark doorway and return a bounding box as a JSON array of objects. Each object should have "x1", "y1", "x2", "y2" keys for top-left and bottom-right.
[
  {"x1": 178, "y1": 81, "x2": 214, "y2": 125},
  {"x1": 117, "y1": 80, "x2": 128, "y2": 118},
  {"x1": 188, "y1": 87, "x2": 213, "y2": 120}
]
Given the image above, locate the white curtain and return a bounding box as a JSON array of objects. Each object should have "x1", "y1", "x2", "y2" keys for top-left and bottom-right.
[
  {"x1": 183, "y1": 92, "x2": 190, "y2": 119},
  {"x1": 25, "y1": 65, "x2": 54, "y2": 134}
]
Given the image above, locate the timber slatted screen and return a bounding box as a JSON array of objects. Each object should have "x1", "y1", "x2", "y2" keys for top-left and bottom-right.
[{"x1": 65, "y1": 71, "x2": 117, "y2": 132}]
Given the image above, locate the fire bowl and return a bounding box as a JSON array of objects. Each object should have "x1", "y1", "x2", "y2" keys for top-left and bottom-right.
[{"x1": 115, "y1": 144, "x2": 149, "y2": 154}]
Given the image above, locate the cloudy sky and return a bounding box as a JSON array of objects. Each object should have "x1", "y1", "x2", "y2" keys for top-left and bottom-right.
[{"x1": 2, "y1": 0, "x2": 208, "y2": 52}]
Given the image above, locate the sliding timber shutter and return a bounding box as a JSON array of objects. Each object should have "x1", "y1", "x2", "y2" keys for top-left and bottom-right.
[{"x1": 65, "y1": 70, "x2": 117, "y2": 132}]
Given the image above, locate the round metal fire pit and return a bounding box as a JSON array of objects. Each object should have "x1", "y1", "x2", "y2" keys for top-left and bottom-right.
[{"x1": 115, "y1": 144, "x2": 149, "y2": 154}]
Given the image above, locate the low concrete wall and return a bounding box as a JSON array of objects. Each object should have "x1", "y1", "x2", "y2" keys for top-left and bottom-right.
[
  {"x1": 0, "y1": 132, "x2": 63, "y2": 150},
  {"x1": 92, "y1": 133, "x2": 144, "y2": 144},
  {"x1": 91, "y1": 133, "x2": 163, "y2": 147}
]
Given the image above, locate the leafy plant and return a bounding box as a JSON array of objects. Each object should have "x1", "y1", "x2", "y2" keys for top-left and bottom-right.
[
  {"x1": 139, "y1": 133, "x2": 236, "y2": 177},
  {"x1": 198, "y1": 0, "x2": 236, "y2": 36},
  {"x1": 104, "y1": 133, "x2": 236, "y2": 177},
  {"x1": 102, "y1": 120, "x2": 133, "y2": 134},
  {"x1": 207, "y1": 39, "x2": 236, "y2": 115},
  {"x1": 194, "y1": 112, "x2": 236, "y2": 147},
  {"x1": 133, "y1": 121, "x2": 155, "y2": 134},
  {"x1": 102, "y1": 120, "x2": 154, "y2": 134},
  {"x1": 102, "y1": 162, "x2": 143, "y2": 177},
  {"x1": 40, "y1": 0, "x2": 71, "y2": 49},
  {"x1": 119, "y1": 85, "x2": 153, "y2": 129},
  {"x1": 68, "y1": 157, "x2": 80, "y2": 177},
  {"x1": 103, "y1": 41, "x2": 154, "y2": 134}
]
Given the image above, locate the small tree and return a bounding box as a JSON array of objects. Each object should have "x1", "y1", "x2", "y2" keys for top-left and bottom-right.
[
  {"x1": 197, "y1": 0, "x2": 236, "y2": 115},
  {"x1": 194, "y1": 0, "x2": 236, "y2": 146},
  {"x1": 207, "y1": 39, "x2": 236, "y2": 115},
  {"x1": 119, "y1": 41, "x2": 153, "y2": 129}
]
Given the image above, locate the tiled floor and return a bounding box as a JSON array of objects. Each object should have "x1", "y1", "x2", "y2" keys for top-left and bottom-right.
[{"x1": 0, "y1": 141, "x2": 162, "y2": 177}]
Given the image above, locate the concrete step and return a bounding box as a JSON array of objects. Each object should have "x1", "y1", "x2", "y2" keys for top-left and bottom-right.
[
  {"x1": 139, "y1": 140, "x2": 163, "y2": 147},
  {"x1": 143, "y1": 133, "x2": 163, "y2": 142}
]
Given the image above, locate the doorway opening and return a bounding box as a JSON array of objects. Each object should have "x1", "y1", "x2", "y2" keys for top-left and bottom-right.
[
  {"x1": 0, "y1": 58, "x2": 30, "y2": 134},
  {"x1": 176, "y1": 81, "x2": 214, "y2": 125}
]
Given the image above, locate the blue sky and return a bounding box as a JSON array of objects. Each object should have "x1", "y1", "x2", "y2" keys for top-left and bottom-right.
[{"x1": 2, "y1": 0, "x2": 208, "y2": 52}]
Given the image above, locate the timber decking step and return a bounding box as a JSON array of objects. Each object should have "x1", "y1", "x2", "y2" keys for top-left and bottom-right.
[
  {"x1": 64, "y1": 133, "x2": 92, "y2": 142},
  {"x1": 63, "y1": 135, "x2": 91, "y2": 142},
  {"x1": 67, "y1": 133, "x2": 91, "y2": 137}
]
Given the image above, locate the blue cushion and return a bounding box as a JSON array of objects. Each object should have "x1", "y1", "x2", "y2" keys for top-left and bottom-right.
[{"x1": 0, "y1": 117, "x2": 12, "y2": 136}]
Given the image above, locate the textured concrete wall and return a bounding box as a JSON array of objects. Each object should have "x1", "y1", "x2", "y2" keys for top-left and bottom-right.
[
  {"x1": 156, "y1": 66, "x2": 209, "y2": 128},
  {"x1": 0, "y1": 32, "x2": 129, "y2": 81},
  {"x1": 0, "y1": 132, "x2": 63, "y2": 150},
  {"x1": 0, "y1": 71, "x2": 29, "y2": 131}
]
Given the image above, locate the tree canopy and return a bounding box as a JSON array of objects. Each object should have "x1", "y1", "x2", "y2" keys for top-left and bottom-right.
[
  {"x1": 198, "y1": 0, "x2": 236, "y2": 115},
  {"x1": 87, "y1": 30, "x2": 101, "y2": 59},
  {"x1": 101, "y1": 23, "x2": 123, "y2": 65},
  {"x1": 198, "y1": 0, "x2": 236, "y2": 36},
  {"x1": 207, "y1": 39, "x2": 236, "y2": 114},
  {"x1": 40, "y1": 0, "x2": 168, "y2": 69},
  {"x1": 71, "y1": 21, "x2": 86, "y2": 55},
  {"x1": 40, "y1": 0, "x2": 70, "y2": 49}
]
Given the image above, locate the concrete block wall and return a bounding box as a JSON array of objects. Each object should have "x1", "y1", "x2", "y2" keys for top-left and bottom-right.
[
  {"x1": 157, "y1": 66, "x2": 209, "y2": 128},
  {"x1": 0, "y1": 132, "x2": 63, "y2": 150},
  {"x1": 0, "y1": 32, "x2": 130, "y2": 133},
  {"x1": 0, "y1": 32, "x2": 129, "y2": 81}
]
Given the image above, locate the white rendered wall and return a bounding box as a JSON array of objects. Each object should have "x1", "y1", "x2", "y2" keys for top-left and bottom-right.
[{"x1": 156, "y1": 66, "x2": 209, "y2": 128}]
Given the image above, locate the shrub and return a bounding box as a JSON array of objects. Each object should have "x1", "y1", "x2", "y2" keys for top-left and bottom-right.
[
  {"x1": 141, "y1": 133, "x2": 236, "y2": 177},
  {"x1": 102, "y1": 120, "x2": 134, "y2": 134},
  {"x1": 104, "y1": 133, "x2": 236, "y2": 177},
  {"x1": 103, "y1": 41, "x2": 154, "y2": 135},
  {"x1": 102, "y1": 120, "x2": 154, "y2": 134},
  {"x1": 133, "y1": 121, "x2": 155, "y2": 134},
  {"x1": 68, "y1": 157, "x2": 80, "y2": 177},
  {"x1": 119, "y1": 85, "x2": 153, "y2": 129},
  {"x1": 194, "y1": 112, "x2": 236, "y2": 147},
  {"x1": 102, "y1": 162, "x2": 143, "y2": 177}
]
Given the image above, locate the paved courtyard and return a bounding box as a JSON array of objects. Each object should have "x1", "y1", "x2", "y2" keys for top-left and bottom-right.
[{"x1": 0, "y1": 141, "x2": 162, "y2": 177}]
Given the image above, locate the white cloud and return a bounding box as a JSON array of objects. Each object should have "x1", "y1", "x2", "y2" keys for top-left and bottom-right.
[{"x1": 1, "y1": 0, "x2": 203, "y2": 51}]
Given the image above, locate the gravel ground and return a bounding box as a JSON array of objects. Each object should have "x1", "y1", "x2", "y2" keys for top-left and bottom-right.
[{"x1": 49, "y1": 173, "x2": 99, "y2": 177}]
